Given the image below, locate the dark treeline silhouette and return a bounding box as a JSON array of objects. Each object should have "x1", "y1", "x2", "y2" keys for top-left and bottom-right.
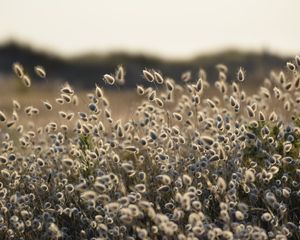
[{"x1": 0, "y1": 41, "x2": 290, "y2": 89}]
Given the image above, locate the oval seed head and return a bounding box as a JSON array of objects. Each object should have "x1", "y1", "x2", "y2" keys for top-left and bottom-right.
[
  {"x1": 173, "y1": 112, "x2": 183, "y2": 121},
  {"x1": 206, "y1": 99, "x2": 216, "y2": 108},
  {"x1": 154, "y1": 71, "x2": 164, "y2": 84},
  {"x1": 182, "y1": 174, "x2": 192, "y2": 186},
  {"x1": 286, "y1": 62, "x2": 296, "y2": 71},
  {"x1": 12, "y1": 62, "x2": 24, "y2": 78},
  {"x1": 125, "y1": 145, "x2": 138, "y2": 153},
  {"x1": 1, "y1": 169, "x2": 10, "y2": 179},
  {"x1": 43, "y1": 101, "x2": 53, "y2": 110},
  {"x1": 0, "y1": 155, "x2": 7, "y2": 164},
  {"x1": 59, "y1": 111, "x2": 67, "y2": 118},
  {"x1": 0, "y1": 111, "x2": 7, "y2": 122},
  {"x1": 217, "y1": 177, "x2": 227, "y2": 192},
  {"x1": 195, "y1": 78, "x2": 203, "y2": 92},
  {"x1": 56, "y1": 98, "x2": 64, "y2": 105},
  {"x1": 201, "y1": 136, "x2": 214, "y2": 145},
  {"x1": 246, "y1": 105, "x2": 255, "y2": 118},
  {"x1": 12, "y1": 111, "x2": 18, "y2": 121},
  {"x1": 31, "y1": 107, "x2": 39, "y2": 115},
  {"x1": 103, "y1": 74, "x2": 115, "y2": 85},
  {"x1": 154, "y1": 98, "x2": 164, "y2": 108},
  {"x1": 17, "y1": 125, "x2": 24, "y2": 133},
  {"x1": 137, "y1": 85, "x2": 145, "y2": 95},
  {"x1": 104, "y1": 109, "x2": 111, "y2": 119},
  {"x1": 81, "y1": 190, "x2": 97, "y2": 201},
  {"x1": 165, "y1": 79, "x2": 174, "y2": 91},
  {"x1": 62, "y1": 158, "x2": 74, "y2": 168},
  {"x1": 230, "y1": 96, "x2": 237, "y2": 107},
  {"x1": 285, "y1": 82, "x2": 293, "y2": 91},
  {"x1": 72, "y1": 95, "x2": 79, "y2": 106},
  {"x1": 284, "y1": 100, "x2": 291, "y2": 111},
  {"x1": 95, "y1": 84, "x2": 104, "y2": 98},
  {"x1": 66, "y1": 113, "x2": 74, "y2": 121},
  {"x1": 88, "y1": 103, "x2": 98, "y2": 112},
  {"x1": 235, "y1": 210, "x2": 244, "y2": 221},
  {"x1": 232, "y1": 82, "x2": 239, "y2": 93},
  {"x1": 61, "y1": 94, "x2": 71, "y2": 103},
  {"x1": 237, "y1": 67, "x2": 245, "y2": 82},
  {"x1": 12, "y1": 100, "x2": 21, "y2": 110},
  {"x1": 148, "y1": 90, "x2": 156, "y2": 101},
  {"x1": 261, "y1": 212, "x2": 272, "y2": 222},
  {"x1": 259, "y1": 111, "x2": 265, "y2": 121},
  {"x1": 270, "y1": 166, "x2": 279, "y2": 175},
  {"x1": 245, "y1": 169, "x2": 255, "y2": 182},
  {"x1": 282, "y1": 188, "x2": 290, "y2": 198},
  {"x1": 143, "y1": 69, "x2": 154, "y2": 82},
  {"x1": 269, "y1": 111, "x2": 278, "y2": 122},
  {"x1": 157, "y1": 185, "x2": 170, "y2": 193},
  {"x1": 278, "y1": 71, "x2": 286, "y2": 85},
  {"x1": 135, "y1": 184, "x2": 146, "y2": 193},
  {"x1": 22, "y1": 75, "x2": 31, "y2": 87},
  {"x1": 115, "y1": 65, "x2": 125, "y2": 84},
  {"x1": 34, "y1": 65, "x2": 46, "y2": 78}
]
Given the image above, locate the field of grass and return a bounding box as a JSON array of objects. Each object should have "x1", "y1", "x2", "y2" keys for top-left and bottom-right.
[
  {"x1": 0, "y1": 82, "x2": 142, "y2": 125},
  {"x1": 0, "y1": 61, "x2": 300, "y2": 239}
]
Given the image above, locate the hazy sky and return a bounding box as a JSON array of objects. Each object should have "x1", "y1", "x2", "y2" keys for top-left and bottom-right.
[{"x1": 0, "y1": 0, "x2": 299, "y2": 59}]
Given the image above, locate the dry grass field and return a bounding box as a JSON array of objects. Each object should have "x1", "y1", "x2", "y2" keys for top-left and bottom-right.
[
  {"x1": 0, "y1": 61, "x2": 300, "y2": 239},
  {"x1": 0, "y1": 81, "x2": 142, "y2": 125}
]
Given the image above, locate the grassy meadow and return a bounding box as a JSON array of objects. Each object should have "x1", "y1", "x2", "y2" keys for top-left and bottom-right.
[{"x1": 0, "y1": 60, "x2": 300, "y2": 240}]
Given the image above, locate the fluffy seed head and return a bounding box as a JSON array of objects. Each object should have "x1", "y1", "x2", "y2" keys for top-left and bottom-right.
[
  {"x1": 261, "y1": 212, "x2": 272, "y2": 222},
  {"x1": 286, "y1": 62, "x2": 296, "y2": 71},
  {"x1": 143, "y1": 70, "x2": 154, "y2": 82},
  {"x1": 34, "y1": 66, "x2": 46, "y2": 78},
  {"x1": 135, "y1": 184, "x2": 146, "y2": 193},
  {"x1": 217, "y1": 177, "x2": 227, "y2": 192},
  {"x1": 12, "y1": 62, "x2": 24, "y2": 78},
  {"x1": 103, "y1": 74, "x2": 115, "y2": 85},
  {"x1": 22, "y1": 75, "x2": 31, "y2": 87},
  {"x1": 137, "y1": 85, "x2": 145, "y2": 95},
  {"x1": 62, "y1": 158, "x2": 74, "y2": 168},
  {"x1": 173, "y1": 112, "x2": 183, "y2": 121},
  {"x1": 237, "y1": 67, "x2": 245, "y2": 82},
  {"x1": 154, "y1": 71, "x2": 164, "y2": 84},
  {"x1": 81, "y1": 191, "x2": 97, "y2": 201},
  {"x1": 43, "y1": 101, "x2": 53, "y2": 110},
  {"x1": 115, "y1": 65, "x2": 125, "y2": 84},
  {"x1": 165, "y1": 79, "x2": 174, "y2": 91}
]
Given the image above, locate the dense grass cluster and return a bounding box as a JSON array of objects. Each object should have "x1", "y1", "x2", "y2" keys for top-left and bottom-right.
[{"x1": 1, "y1": 58, "x2": 300, "y2": 239}]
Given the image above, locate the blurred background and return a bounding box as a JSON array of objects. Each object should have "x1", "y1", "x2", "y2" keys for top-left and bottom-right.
[{"x1": 0, "y1": 0, "x2": 299, "y2": 119}]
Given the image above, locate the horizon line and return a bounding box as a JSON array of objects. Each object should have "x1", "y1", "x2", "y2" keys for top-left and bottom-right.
[{"x1": 0, "y1": 38, "x2": 295, "y2": 62}]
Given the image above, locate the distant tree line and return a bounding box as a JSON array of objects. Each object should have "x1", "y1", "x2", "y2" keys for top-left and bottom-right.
[{"x1": 0, "y1": 41, "x2": 289, "y2": 89}]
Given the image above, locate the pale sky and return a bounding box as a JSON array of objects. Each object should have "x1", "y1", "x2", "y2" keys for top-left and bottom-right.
[{"x1": 0, "y1": 0, "x2": 299, "y2": 59}]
